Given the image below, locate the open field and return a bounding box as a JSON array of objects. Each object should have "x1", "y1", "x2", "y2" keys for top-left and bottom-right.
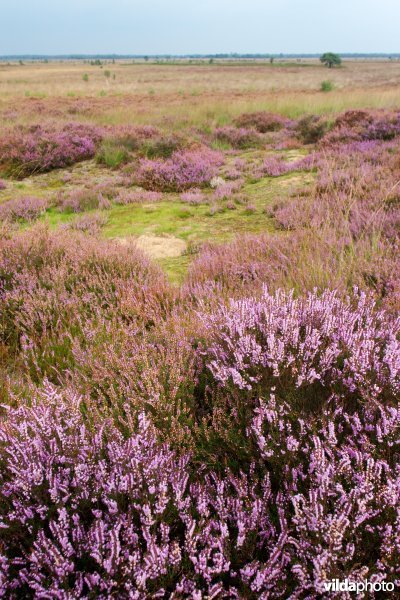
[{"x1": 0, "y1": 60, "x2": 400, "y2": 596}]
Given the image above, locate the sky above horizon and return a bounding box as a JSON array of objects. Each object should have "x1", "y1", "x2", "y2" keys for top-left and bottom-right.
[{"x1": 1, "y1": 0, "x2": 399, "y2": 55}]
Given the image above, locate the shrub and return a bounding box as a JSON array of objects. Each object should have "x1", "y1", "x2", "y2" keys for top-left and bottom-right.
[
  {"x1": 213, "y1": 126, "x2": 261, "y2": 149},
  {"x1": 235, "y1": 111, "x2": 292, "y2": 132},
  {"x1": 0, "y1": 388, "x2": 287, "y2": 597},
  {"x1": 0, "y1": 124, "x2": 103, "y2": 177},
  {"x1": 0, "y1": 179, "x2": 6, "y2": 190},
  {"x1": 212, "y1": 179, "x2": 243, "y2": 200},
  {"x1": 0, "y1": 227, "x2": 169, "y2": 379},
  {"x1": 180, "y1": 188, "x2": 208, "y2": 205},
  {"x1": 96, "y1": 128, "x2": 177, "y2": 168},
  {"x1": 204, "y1": 287, "x2": 399, "y2": 401},
  {"x1": 61, "y1": 212, "x2": 108, "y2": 234},
  {"x1": 57, "y1": 188, "x2": 111, "y2": 213},
  {"x1": 296, "y1": 115, "x2": 329, "y2": 144},
  {"x1": 0, "y1": 196, "x2": 48, "y2": 222},
  {"x1": 320, "y1": 80, "x2": 334, "y2": 92},
  {"x1": 141, "y1": 134, "x2": 184, "y2": 159},
  {"x1": 1, "y1": 289, "x2": 399, "y2": 596},
  {"x1": 135, "y1": 148, "x2": 224, "y2": 192},
  {"x1": 114, "y1": 189, "x2": 163, "y2": 205},
  {"x1": 323, "y1": 110, "x2": 400, "y2": 145}
]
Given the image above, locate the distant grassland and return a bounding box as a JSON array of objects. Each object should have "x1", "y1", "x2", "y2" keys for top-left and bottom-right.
[{"x1": 1, "y1": 59, "x2": 400, "y2": 129}]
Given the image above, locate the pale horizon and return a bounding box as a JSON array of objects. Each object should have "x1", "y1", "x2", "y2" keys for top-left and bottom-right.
[{"x1": 1, "y1": 0, "x2": 399, "y2": 56}]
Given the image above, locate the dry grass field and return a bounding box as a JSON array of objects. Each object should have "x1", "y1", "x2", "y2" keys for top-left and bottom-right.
[{"x1": 2, "y1": 59, "x2": 400, "y2": 127}]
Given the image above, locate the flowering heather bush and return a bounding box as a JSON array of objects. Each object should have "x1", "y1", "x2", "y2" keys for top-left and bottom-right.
[
  {"x1": 0, "y1": 227, "x2": 169, "y2": 380},
  {"x1": 259, "y1": 156, "x2": 291, "y2": 177},
  {"x1": 234, "y1": 111, "x2": 292, "y2": 132},
  {"x1": 114, "y1": 189, "x2": 163, "y2": 205},
  {"x1": 0, "y1": 123, "x2": 102, "y2": 177},
  {"x1": 61, "y1": 212, "x2": 108, "y2": 234},
  {"x1": 96, "y1": 128, "x2": 183, "y2": 168},
  {"x1": 296, "y1": 114, "x2": 329, "y2": 144},
  {"x1": 0, "y1": 195, "x2": 48, "y2": 222},
  {"x1": 180, "y1": 188, "x2": 208, "y2": 205},
  {"x1": 213, "y1": 126, "x2": 261, "y2": 149},
  {"x1": 0, "y1": 289, "x2": 399, "y2": 596},
  {"x1": 135, "y1": 148, "x2": 224, "y2": 191},
  {"x1": 321, "y1": 110, "x2": 400, "y2": 147},
  {"x1": 212, "y1": 179, "x2": 244, "y2": 200},
  {"x1": 0, "y1": 179, "x2": 6, "y2": 190},
  {"x1": 204, "y1": 288, "x2": 399, "y2": 400},
  {"x1": 57, "y1": 182, "x2": 121, "y2": 212},
  {"x1": 257, "y1": 153, "x2": 320, "y2": 178}
]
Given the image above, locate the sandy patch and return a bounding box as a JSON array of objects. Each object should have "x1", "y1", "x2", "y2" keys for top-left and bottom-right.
[{"x1": 118, "y1": 234, "x2": 186, "y2": 259}]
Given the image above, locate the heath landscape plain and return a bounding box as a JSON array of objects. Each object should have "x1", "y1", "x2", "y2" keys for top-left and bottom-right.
[{"x1": 0, "y1": 57, "x2": 399, "y2": 597}]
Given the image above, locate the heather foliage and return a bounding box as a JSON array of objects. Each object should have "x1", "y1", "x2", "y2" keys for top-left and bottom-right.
[
  {"x1": 0, "y1": 227, "x2": 169, "y2": 380},
  {"x1": 135, "y1": 148, "x2": 224, "y2": 191},
  {"x1": 57, "y1": 187, "x2": 113, "y2": 212},
  {"x1": 323, "y1": 109, "x2": 400, "y2": 145},
  {"x1": 96, "y1": 128, "x2": 184, "y2": 168},
  {"x1": 204, "y1": 288, "x2": 399, "y2": 402},
  {"x1": 61, "y1": 212, "x2": 108, "y2": 234},
  {"x1": 234, "y1": 111, "x2": 292, "y2": 132},
  {"x1": 0, "y1": 289, "x2": 399, "y2": 597},
  {"x1": 0, "y1": 196, "x2": 48, "y2": 222},
  {"x1": 296, "y1": 114, "x2": 329, "y2": 144},
  {"x1": 213, "y1": 126, "x2": 261, "y2": 149},
  {"x1": 0, "y1": 124, "x2": 102, "y2": 177}
]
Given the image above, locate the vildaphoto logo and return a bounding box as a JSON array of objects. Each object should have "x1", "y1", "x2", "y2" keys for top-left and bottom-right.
[{"x1": 323, "y1": 579, "x2": 395, "y2": 594}]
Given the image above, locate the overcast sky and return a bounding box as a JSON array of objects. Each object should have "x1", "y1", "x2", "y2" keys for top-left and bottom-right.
[{"x1": 1, "y1": 0, "x2": 399, "y2": 55}]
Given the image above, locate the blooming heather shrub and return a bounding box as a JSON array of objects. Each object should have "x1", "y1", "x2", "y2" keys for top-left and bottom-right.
[
  {"x1": 71, "y1": 319, "x2": 199, "y2": 439},
  {"x1": 256, "y1": 154, "x2": 320, "y2": 178},
  {"x1": 0, "y1": 123, "x2": 102, "y2": 177},
  {"x1": 114, "y1": 189, "x2": 163, "y2": 205},
  {"x1": 324, "y1": 109, "x2": 400, "y2": 145},
  {"x1": 1, "y1": 289, "x2": 399, "y2": 596},
  {"x1": 0, "y1": 196, "x2": 48, "y2": 222},
  {"x1": 0, "y1": 227, "x2": 170, "y2": 380},
  {"x1": 234, "y1": 111, "x2": 292, "y2": 132},
  {"x1": 61, "y1": 212, "x2": 108, "y2": 234},
  {"x1": 180, "y1": 188, "x2": 207, "y2": 205},
  {"x1": 184, "y1": 228, "x2": 400, "y2": 312},
  {"x1": 57, "y1": 186, "x2": 116, "y2": 212},
  {"x1": 296, "y1": 114, "x2": 329, "y2": 144},
  {"x1": 135, "y1": 148, "x2": 224, "y2": 191},
  {"x1": 96, "y1": 128, "x2": 181, "y2": 168},
  {"x1": 259, "y1": 156, "x2": 291, "y2": 177},
  {"x1": 204, "y1": 288, "x2": 399, "y2": 401},
  {"x1": 0, "y1": 179, "x2": 6, "y2": 190},
  {"x1": 213, "y1": 126, "x2": 261, "y2": 149},
  {"x1": 0, "y1": 386, "x2": 290, "y2": 597},
  {"x1": 212, "y1": 179, "x2": 244, "y2": 200}
]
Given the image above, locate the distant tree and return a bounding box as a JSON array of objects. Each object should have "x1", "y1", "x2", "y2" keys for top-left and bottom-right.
[
  {"x1": 270, "y1": 57, "x2": 274, "y2": 64},
  {"x1": 320, "y1": 52, "x2": 342, "y2": 68}
]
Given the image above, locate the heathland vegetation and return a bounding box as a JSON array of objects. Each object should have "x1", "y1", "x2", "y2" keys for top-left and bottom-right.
[{"x1": 0, "y1": 58, "x2": 399, "y2": 597}]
